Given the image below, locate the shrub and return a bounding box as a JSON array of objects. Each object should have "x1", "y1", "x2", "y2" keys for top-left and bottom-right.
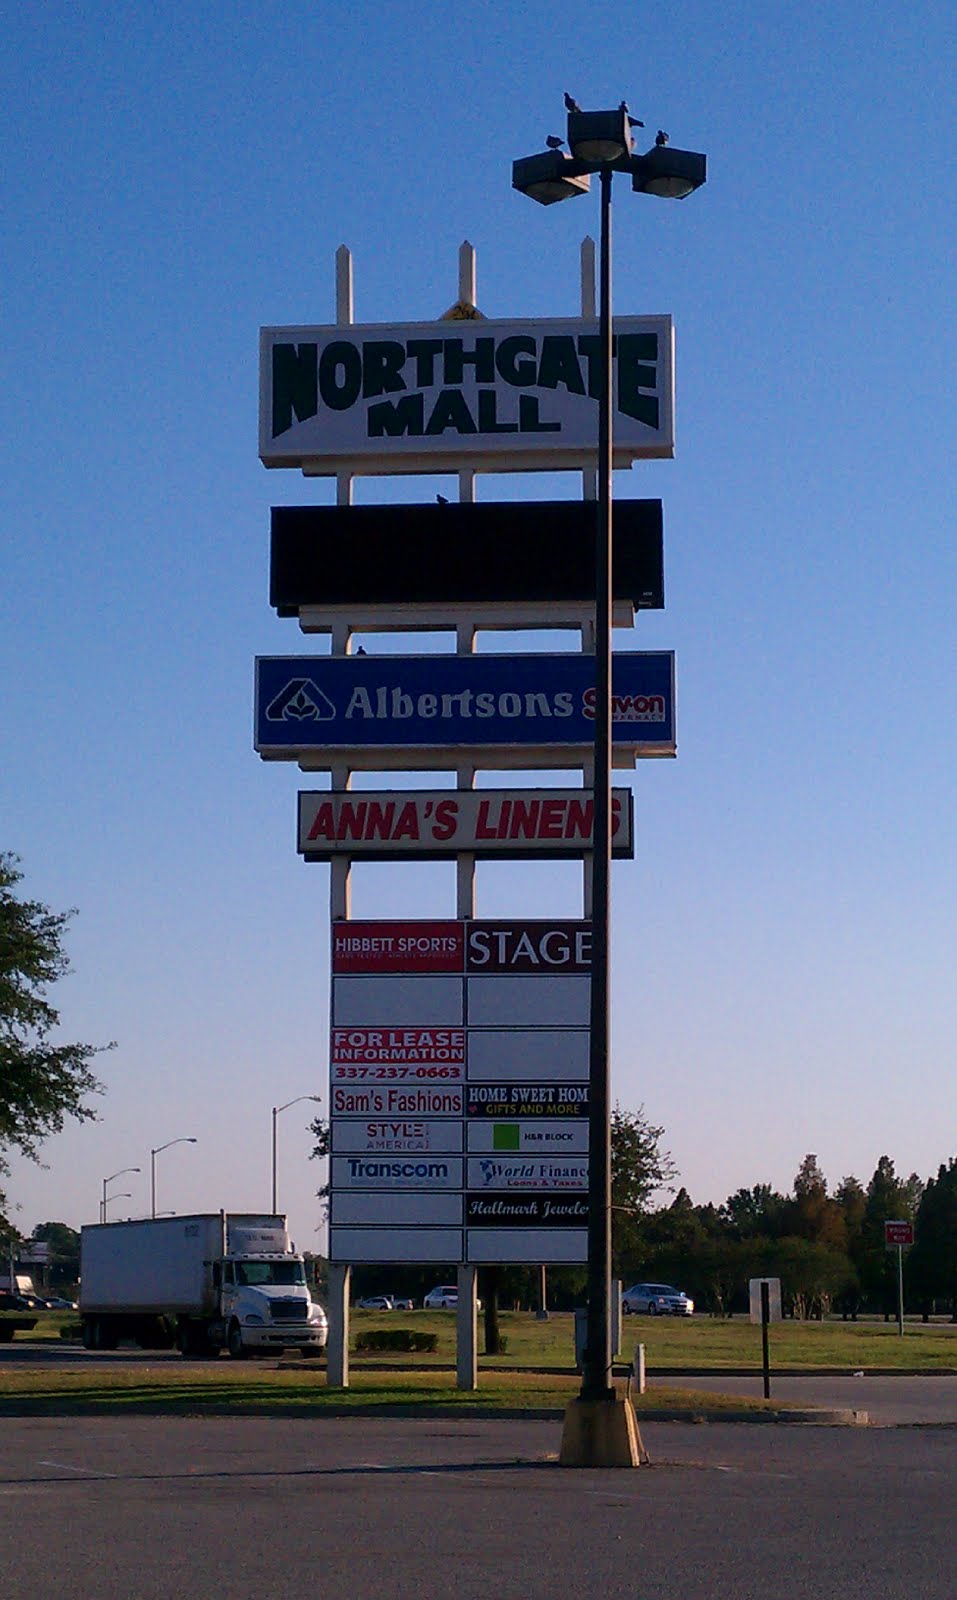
[{"x1": 354, "y1": 1327, "x2": 438, "y2": 1353}]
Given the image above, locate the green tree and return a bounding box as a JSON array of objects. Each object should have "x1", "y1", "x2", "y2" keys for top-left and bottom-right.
[
  {"x1": 610, "y1": 1104, "x2": 677, "y2": 1277},
  {"x1": 859, "y1": 1156, "x2": 921, "y2": 1316},
  {"x1": 910, "y1": 1161, "x2": 957, "y2": 1319},
  {"x1": 308, "y1": 1112, "x2": 331, "y2": 1219},
  {"x1": 30, "y1": 1221, "x2": 81, "y2": 1290},
  {"x1": 789, "y1": 1154, "x2": 847, "y2": 1251},
  {"x1": 0, "y1": 854, "x2": 109, "y2": 1205},
  {"x1": 720, "y1": 1183, "x2": 789, "y2": 1241},
  {"x1": 834, "y1": 1176, "x2": 866, "y2": 1316}
]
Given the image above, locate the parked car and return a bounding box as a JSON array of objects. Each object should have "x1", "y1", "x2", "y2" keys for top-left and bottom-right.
[
  {"x1": 44, "y1": 1297, "x2": 78, "y2": 1311},
  {"x1": 357, "y1": 1295, "x2": 394, "y2": 1310},
  {"x1": 423, "y1": 1285, "x2": 458, "y2": 1309},
  {"x1": 0, "y1": 1293, "x2": 32, "y2": 1312},
  {"x1": 622, "y1": 1282, "x2": 694, "y2": 1316},
  {"x1": 389, "y1": 1295, "x2": 415, "y2": 1311},
  {"x1": 423, "y1": 1285, "x2": 482, "y2": 1310}
]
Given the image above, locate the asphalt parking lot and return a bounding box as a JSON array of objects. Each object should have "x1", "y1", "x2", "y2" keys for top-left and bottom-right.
[{"x1": 1, "y1": 1412, "x2": 955, "y2": 1599}]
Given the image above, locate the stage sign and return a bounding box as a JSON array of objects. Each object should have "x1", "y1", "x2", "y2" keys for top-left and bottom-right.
[
  {"x1": 270, "y1": 499, "x2": 663, "y2": 615},
  {"x1": 260, "y1": 316, "x2": 674, "y2": 474},
  {"x1": 298, "y1": 787, "x2": 634, "y2": 860},
  {"x1": 255, "y1": 652, "x2": 675, "y2": 766}
]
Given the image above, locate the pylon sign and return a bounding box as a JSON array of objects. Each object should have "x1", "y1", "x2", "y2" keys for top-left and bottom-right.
[{"x1": 259, "y1": 315, "x2": 674, "y2": 474}]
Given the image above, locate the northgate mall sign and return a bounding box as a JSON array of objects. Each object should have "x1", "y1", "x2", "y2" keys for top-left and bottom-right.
[
  {"x1": 328, "y1": 920, "x2": 592, "y2": 1266},
  {"x1": 259, "y1": 316, "x2": 674, "y2": 474}
]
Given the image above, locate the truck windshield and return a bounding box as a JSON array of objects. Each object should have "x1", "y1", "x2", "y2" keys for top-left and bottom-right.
[{"x1": 234, "y1": 1260, "x2": 305, "y2": 1287}]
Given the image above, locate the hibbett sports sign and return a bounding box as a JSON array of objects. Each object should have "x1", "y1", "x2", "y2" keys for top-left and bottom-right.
[{"x1": 259, "y1": 315, "x2": 674, "y2": 474}]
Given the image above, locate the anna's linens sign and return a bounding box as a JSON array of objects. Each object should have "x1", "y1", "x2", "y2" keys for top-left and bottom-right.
[{"x1": 298, "y1": 788, "x2": 633, "y2": 860}]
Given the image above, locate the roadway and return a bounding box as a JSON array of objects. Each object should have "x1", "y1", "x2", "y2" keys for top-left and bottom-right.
[{"x1": 0, "y1": 1412, "x2": 954, "y2": 1598}]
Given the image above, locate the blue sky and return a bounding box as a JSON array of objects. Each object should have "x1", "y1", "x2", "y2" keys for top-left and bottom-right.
[{"x1": 2, "y1": 2, "x2": 956, "y2": 1252}]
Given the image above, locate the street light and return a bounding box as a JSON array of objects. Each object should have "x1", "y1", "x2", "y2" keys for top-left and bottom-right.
[
  {"x1": 100, "y1": 1166, "x2": 140, "y2": 1224},
  {"x1": 513, "y1": 104, "x2": 705, "y2": 1426},
  {"x1": 272, "y1": 1096, "x2": 321, "y2": 1214},
  {"x1": 150, "y1": 1138, "x2": 197, "y2": 1218},
  {"x1": 103, "y1": 1192, "x2": 131, "y2": 1220}
]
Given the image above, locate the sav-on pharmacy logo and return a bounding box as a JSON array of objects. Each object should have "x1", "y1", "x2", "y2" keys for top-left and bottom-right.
[{"x1": 264, "y1": 678, "x2": 336, "y2": 722}]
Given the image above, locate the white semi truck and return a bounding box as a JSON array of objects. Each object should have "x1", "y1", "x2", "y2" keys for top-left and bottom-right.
[{"x1": 79, "y1": 1212, "x2": 327, "y2": 1359}]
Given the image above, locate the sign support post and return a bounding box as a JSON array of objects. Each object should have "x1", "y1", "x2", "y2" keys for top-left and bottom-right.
[
  {"x1": 761, "y1": 1279, "x2": 771, "y2": 1399},
  {"x1": 884, "y1": 1221, "x2": 913, "y2": 1338}
]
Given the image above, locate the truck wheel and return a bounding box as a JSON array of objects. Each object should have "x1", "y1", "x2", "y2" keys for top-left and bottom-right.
[
  {"x1": 227, "y1": 1321, "x2": 246, "y2": 1360},
  {"x1": 82, "y1": 1319, "x2": 98, "y2": 1351}
]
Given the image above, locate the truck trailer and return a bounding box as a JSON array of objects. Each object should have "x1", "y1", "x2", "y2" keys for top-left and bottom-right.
[{"x1": 79, "y1": 1212, "x2": 328, "y2": 1358}]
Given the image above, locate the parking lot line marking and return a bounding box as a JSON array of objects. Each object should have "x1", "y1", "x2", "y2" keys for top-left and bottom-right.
[{"x1": 37, "y1": 1460, "x2": 118, "y2": 1478}]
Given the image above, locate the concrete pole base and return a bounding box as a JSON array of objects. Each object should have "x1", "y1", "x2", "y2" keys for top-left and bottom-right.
[{"x1": 559, "y1": 1394, "x2": 644, "y2": 1468}]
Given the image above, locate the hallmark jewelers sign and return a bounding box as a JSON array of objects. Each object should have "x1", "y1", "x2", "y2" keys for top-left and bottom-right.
[
  {"x1": 259, "y1": 315, "x2": 675, "y2": 474},
  {"x1": 328, "y1": 919, "x2": 591, "y2": 1267}
]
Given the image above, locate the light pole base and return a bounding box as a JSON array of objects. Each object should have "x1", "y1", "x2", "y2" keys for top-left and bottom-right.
[{"x1": 559, "y1": 1393, "x2": 644, "y2": 1467}]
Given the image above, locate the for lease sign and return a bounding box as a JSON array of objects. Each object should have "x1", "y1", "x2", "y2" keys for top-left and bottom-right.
[{"x1": 260, "y1": 316, "x2": 674, "y2": 473}]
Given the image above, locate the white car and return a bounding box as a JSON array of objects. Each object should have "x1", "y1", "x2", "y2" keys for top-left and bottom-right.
[
  {"x1": 622, "y1": 1282, "x2": 694, "y2": 1316},
  {"x1": 423, "y1": 1285, "x2": 482, "y2": 1311},
  {"x1": 423, "y1": 1285, "x2": 458, "y2": 1309}
]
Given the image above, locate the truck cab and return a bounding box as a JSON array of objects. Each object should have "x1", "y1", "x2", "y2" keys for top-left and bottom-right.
[{"x1": 218, "y1": 1249, "x2": 327, "y2": 1358}]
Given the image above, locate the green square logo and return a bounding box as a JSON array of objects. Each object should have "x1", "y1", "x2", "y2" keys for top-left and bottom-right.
[{"x1": 493, "y1": 1124, "x2": 521, "y2": 1151}]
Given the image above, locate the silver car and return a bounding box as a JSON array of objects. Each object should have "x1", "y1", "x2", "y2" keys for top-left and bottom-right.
[{"x1": 622, "y1": 1282, "x2": 694, "y2": 1316}]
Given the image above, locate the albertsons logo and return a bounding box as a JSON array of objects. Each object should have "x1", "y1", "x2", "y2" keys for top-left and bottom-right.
[{"x1": 265, "y1": 678, "x2": 336, "y2": 722}]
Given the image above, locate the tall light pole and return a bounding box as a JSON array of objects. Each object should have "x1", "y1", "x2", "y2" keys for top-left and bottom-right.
[
  {"x1": 150, "y1": 1137, "x2": 197, "y2": 1219},
  {"x1": 272, "y1": 1097, "x2": 321, "y2": 1214},
  {"x1": 513, "y1": 104, "x2": 705, "y2": 1436},
  {"x1": 100, "y1": 1166, "x2": 141, "y2": 1224}
]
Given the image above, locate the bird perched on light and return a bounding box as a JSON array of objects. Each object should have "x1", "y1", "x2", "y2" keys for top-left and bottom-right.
[
  {"x1": 545, "y1": 134, "x2": 564, "y2": 150},
  {"x1": 564, "y1": 91, "x2": 582, "y2": 112},
  {"x1": 655, "y1": 129, "x2": 669, "y2": 146},
  {"x1": 620, "y1": 99, "x2": 644, "y2": 128}
]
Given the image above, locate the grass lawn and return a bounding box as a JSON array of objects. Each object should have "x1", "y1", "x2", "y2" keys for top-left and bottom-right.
[
  {"x1": 345, "y1": 1309, "x2": 957, "y2": 1372},
  {"x1": 8, "y1": 1309, "x2": 957, "y2": 1372},
  {"x1": 0, "y1": 1309, "x2": 953, "y2": 1419},
  {"x1": 0, "y1": 1362, "x2": 782, "y2": 1419}
]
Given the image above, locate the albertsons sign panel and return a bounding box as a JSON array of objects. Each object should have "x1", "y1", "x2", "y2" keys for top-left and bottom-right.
[
  {"x1": 255, "y1": 651, "x2": 676, "y2": 766},
  {"x1": 259, "y1": 316, "x2": 675, "y2": 474}
]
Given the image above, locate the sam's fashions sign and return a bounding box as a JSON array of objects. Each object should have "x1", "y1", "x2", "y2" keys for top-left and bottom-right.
[{"x1": 259, "y1": 315, "x2": 675, "y2": 473}]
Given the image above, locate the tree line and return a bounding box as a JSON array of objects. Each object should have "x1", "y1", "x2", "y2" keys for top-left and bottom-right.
[{"x1": 607, "y1": 1117, "x2": 957, "y2": 1321}]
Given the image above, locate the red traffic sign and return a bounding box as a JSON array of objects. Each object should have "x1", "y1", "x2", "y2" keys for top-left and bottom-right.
[{"x1": 884, "y1": 1220, "x2": 914, "y2": 1248}]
